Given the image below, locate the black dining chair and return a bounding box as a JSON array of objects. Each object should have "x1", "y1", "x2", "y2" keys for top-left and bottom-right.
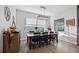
[
  {"x1": 40, "y1": 35, "x2": 48, "y2": 46},
  {"x1": 31, "y1": 36, "x2": 40, "y2": 48},
  {"x1": 50, "y1": 34, "x2": 58, "y2": 45},
  {"x1": 47, "y1": 35, "x2": 51, "y2": 44}
]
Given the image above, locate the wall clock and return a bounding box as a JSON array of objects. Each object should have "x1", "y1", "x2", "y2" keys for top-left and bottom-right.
[{"x1": 4, "y1": 6, "x2": 11, "y2": 21}]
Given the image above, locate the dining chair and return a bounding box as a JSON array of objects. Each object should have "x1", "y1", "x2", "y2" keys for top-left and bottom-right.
[
  {"x1": 40, "y1": 35, "x2": 48, "y2": 46},
  {"x1": 31, "y1": 36, "x2": 40, "y2": 48}
]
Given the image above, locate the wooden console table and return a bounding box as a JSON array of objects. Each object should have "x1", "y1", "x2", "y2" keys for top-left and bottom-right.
[{"x1": 3, "y1": 31, "x2": 20, "y2": 53}]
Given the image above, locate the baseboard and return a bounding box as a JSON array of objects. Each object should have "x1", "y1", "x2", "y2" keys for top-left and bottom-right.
[{"x1": 59, "y1": 38, "x2": 77, "y2": 44}]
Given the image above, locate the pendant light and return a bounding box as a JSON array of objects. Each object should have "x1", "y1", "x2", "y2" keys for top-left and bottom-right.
[
  {"x1": 35, "y1": 6, "x2": 49, "y2": 32},
  {"x1": 35, "y1": 6, "x2": 47, "y2": 28},
  {"x1": 37, "y1": 6, "x2": 48, "y2": 20}
]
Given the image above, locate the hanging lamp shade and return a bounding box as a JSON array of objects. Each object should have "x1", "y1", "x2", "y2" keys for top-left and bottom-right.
[{"x1": 37, "y1": 15, "x2": 49, "y2": 20}]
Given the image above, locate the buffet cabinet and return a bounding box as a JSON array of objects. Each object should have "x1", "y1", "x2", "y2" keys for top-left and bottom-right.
[{"x1": 3, "y1": 31, "x2": 20, "y2": 53}]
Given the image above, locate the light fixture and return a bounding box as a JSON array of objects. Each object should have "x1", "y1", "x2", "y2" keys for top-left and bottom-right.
[
  {"x1": 37, "y1": 6, "x2": 49, "y2": 20},
  {"x1": 35, "y1": 6, "x2": 49, "y2": 29}
]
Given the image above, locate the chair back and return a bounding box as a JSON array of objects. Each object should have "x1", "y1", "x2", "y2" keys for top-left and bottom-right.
[{"x1": 32, "y1": 36, "x2": 40, "y2": 42}]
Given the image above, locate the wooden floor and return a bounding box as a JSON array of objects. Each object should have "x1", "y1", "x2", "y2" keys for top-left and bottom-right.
[{"x1": 29, "y1": 40, "x2": 79, "y2": 53}]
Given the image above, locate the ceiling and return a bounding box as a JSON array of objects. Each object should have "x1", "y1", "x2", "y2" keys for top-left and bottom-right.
[
  {"x1": 15, "y1": 5, "x2": 75, "y2": 16},
  {"x1": 23, "y1": 5, "x2": 75, "y2": 14}
]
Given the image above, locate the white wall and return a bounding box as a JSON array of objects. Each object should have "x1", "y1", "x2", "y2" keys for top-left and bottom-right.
[
  {"x1": 0, "y1": 5, "x2": 16, "y2": 52},
  {"x1": 50, "y1": 15, "x2": 56, "y2": 31},
  {"x1": 53, "y1": 5, "x2": 77, "y2": 44}
]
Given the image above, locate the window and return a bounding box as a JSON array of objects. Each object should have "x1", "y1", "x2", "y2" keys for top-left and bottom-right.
[
  {"x1": 26, "y1": 16, "x2": 36, "y2": 25},
  {"x1": 26, "y1": 16, "x2": 46, "y2": 28},
  {"x1": 54, "y1": 18, "x2": 64, "y2": 31},
  {"x1": 37, "y1": 20, "x2": 46, "y2": 27}
]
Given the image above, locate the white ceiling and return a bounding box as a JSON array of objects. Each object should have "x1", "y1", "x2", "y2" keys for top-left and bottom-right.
[
  {"x1": 23, "y1": 5, "x2": 75, "y2": 14},
  {"x1": 15, "y1": 5, "x2": 75, "y2": 16}
]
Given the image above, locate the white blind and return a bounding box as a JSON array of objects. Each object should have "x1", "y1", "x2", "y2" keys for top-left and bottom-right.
[
  {"x1": 26, "y1": 16, "x2": 47, "y2": 29},
  {"x1": 26, "y1": 17, "x2": 36, "y2": 25},
  {"x1": 37, "y1": 20, "x2": 46, "y2": 27}
]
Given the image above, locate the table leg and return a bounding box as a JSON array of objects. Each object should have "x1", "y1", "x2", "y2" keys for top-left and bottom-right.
[
  {"x1": 29, "y1": 37, "x2": 32, "y2": 49},
  {"x1": 27, "y1": 37, "x2": 32, "y2": 49},
  {"x1": 56, "y1": 34, "x2": 58, "y2": 43}
]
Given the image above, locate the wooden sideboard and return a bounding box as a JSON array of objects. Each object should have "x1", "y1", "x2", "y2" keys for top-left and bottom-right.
[{"x1": 3, "y1": 31, "x2": 20, "y2": 53}]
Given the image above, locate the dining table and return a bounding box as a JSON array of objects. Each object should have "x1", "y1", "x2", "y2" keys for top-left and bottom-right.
[{"x1": 27, "y1": 32, "x2": 58, "y2": 49}]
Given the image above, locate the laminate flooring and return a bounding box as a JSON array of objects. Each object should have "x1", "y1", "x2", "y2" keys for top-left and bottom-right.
[{"x1": 20, "y1": 39, "x2": 79, "y2": 53}]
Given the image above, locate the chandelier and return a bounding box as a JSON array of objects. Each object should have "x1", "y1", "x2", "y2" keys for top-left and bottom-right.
[
  {"x1": 35, "y1": 6, "x2": 50, "y2": 32},
  {"x1": 35, "y1": 6, "x2": 49, "y2": 28},
  {"x1": 37, "y1": 6, "x2": 49, "y2": 20}
]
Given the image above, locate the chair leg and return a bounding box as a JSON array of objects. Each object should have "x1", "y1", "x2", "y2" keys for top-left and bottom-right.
[
  {"x1": 38, "y1": 42, "x2": 41, "y2": 47},
  {"x1": 32, "y1": 44, "x2": 34, "y2": 48},
  {"x1": 41, "y1": 42, "x2": 44, "y2": 47}
]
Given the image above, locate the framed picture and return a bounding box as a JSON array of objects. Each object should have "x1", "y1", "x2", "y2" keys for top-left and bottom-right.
[
  {"x1": 66, "y1": 18, "x2": 75, "y2": 26},
  {"x1": 54, "y1": 18, "x2": 64, "y2": 31}
]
